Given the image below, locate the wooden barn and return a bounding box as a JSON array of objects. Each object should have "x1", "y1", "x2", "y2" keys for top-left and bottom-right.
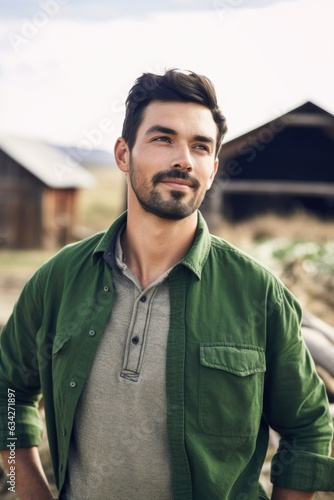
[
  {"x1": 203, "y1": 101, "x2": 334, "y2": 223},
  {"x1": 0, "y1": 135, "x2": 94, "y2": 249}
]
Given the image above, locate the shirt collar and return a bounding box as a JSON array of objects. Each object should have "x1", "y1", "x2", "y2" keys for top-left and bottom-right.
[
  {"x1": 91, "y1": 210, "x2": 211, "y2": 280},
  {"x1": 91, "y1": 211, "x2": 128, "y2": 266},
  {"x1": 180, "y1": 211, "x2": 211, "y2": 280}
]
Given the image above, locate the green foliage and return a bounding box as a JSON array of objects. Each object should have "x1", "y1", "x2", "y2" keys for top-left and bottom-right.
[
  {"x1": 254, "y1": 239, "x2": 334, "y2": 276},
  {"x1": 276, "y1": 241, "x2": 333, "y2": 274}
]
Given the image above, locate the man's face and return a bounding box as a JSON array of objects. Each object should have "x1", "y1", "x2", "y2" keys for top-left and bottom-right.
[{"x1": 119, "y1": 100, "x2": 219, "y2": 220}]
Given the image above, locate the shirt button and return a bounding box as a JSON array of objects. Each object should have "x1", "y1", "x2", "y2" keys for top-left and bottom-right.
[
  {"x1": 89, "y1": 330, "x2": 96, "y2": 336},
  {"x1": 62, "y1": 429, "x2": 66, "y2": 436},
  {"x1": 132, "y1": 336, "x2": 139, "y2": 345},
  {"x1": 140, "y1": 296, "x2": 147, "y2": 303},
  {"x1": 70, "y1": 381, "x2": 77, "y2": 388},
  {"x1": 104, "y1": 285, "x2": 109, "y2": 292}
]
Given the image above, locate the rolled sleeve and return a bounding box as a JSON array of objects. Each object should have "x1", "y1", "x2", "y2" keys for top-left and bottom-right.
[
  {"x1": 271, "y1": 450, "x2": 334, "y2": 491},
  {"x1": 0, "y1": 270, "x2": 44, "y2": 449},
  {"x1": 0, "y1": 399, "x2": 44, "y2": 449}
]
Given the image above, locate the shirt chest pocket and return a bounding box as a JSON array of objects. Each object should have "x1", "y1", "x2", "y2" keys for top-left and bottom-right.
[{"x1": 198, "y1": 343, "x2": 266, "y2": 437}]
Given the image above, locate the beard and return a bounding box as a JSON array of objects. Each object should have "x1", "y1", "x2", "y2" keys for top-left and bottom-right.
[{"x1": 129, "y1": 157, "x2": 205, "y2": 220}]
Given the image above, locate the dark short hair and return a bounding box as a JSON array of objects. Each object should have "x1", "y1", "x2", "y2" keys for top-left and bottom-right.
[{"x1": 122, "y1": 69, "x2": 228, "y2": 156}]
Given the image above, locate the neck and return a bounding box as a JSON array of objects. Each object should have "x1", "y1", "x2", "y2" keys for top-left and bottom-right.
[{"x1": 121, "y1": 208, "x2": 198, "y2": 289}]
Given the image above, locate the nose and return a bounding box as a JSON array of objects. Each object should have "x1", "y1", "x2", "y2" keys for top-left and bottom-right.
[{"x1": 170, "y1": 145, "x2": 193, "y2": 172}]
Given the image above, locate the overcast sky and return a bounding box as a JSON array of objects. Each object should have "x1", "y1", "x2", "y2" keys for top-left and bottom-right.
[
  {"x1": 0, "y1": 0, "x2": 301, "y2": 19},
  {"x1": 0, "y1": 0, "x2": 333, "y2": 151}
]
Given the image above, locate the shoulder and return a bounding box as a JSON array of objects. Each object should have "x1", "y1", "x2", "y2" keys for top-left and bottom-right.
[
  {"x1": 47, "y1": 231, "x2": 105, "y2": 266},
  {"x1": 42, "y1": 211, "x2": 127, "y2": 274},
  {"x1": 34, "y1": 231, "x2": 107, "y2": 289},
  {"x1": 208, "y1": 234, "x2": 292, "y2": 303},
  {"x1": 209, "y1": 234, "x2": 278, "y2": 277}
]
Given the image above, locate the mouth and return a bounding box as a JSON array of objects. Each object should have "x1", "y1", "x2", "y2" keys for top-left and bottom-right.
[{"x1": 159, "y1": 178, "x2": 194, "y2": 189}]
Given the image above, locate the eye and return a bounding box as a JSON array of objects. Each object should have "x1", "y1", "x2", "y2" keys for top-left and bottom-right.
[
  {"x1": 153, "y1": 136, "x2": 172, "y2": 143},
  {"x1": 193, "y1": 144, "x2": 210, "y2": 152}
]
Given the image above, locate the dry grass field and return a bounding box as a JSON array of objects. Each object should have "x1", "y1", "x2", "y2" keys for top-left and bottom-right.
[{"x1": 0, "y1": 167, "x2": 333, "y2": 498}]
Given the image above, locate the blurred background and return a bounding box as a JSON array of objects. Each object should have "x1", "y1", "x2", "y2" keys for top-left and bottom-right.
[{"x1": 0, "y1": 0, "x2": 334, "y2": 497}]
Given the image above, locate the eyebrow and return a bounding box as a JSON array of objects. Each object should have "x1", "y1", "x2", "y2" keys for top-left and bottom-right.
[{"x1": 145, "y1": 125, "x2": 215, "y2": 146}]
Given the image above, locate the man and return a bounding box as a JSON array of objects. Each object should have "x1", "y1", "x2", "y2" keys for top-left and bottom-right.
[{"x1": 0, "y1": 69, "x2": 333, "y2": 499}]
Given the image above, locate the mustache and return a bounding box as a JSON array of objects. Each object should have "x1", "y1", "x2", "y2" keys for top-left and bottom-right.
[{"x1": 152, "y1": 169, "x2": 200, "y2": 188}]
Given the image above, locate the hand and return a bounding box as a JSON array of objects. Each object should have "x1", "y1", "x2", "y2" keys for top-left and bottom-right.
[{"x1": 271, "y1": 486, "x2": 315, "y2": 500}]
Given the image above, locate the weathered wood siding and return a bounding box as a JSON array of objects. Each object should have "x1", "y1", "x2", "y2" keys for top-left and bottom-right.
[{"x1": 0, "y1": 149, "x2": 78, "y2": 249}]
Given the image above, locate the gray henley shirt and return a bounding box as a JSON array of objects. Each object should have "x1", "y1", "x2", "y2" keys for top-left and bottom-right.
[{"x1": 62, "y1": 230, "x2": 173, "y2": 499}]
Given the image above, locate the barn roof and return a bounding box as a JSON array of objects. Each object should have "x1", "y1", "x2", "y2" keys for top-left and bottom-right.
[
  {"x1": 221, "y1": 101, "x2": 334, "y2": 156},
  {"x1": 0, "y1": 134, "x2": 95, "y2": 188}
]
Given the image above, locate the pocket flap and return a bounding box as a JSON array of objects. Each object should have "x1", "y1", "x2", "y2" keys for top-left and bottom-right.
[{"x1": 200, "y1": 344, "x2": 266, "y2": 376}]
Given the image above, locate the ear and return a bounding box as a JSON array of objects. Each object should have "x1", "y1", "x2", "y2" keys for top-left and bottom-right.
[
  {"x1": 114, "y1": 137, "x2": 130, "y2": 173},
  {"x1": 206, "y1": 158, "x2": 219, "y2": 190}
]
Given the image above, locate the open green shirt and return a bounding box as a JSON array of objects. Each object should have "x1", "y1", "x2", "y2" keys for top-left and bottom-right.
[{"x1": 0, "y1": 211, "x2": 334, "y2": 498}]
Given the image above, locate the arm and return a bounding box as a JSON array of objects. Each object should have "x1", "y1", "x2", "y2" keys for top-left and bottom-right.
[
  {"x1": 1, "y1": 447, "x2": 54, "y2": 500},
  {"x1": 271, "y1": 486, "x2": 314, "y2": 500},
  {"x1": 0, "y1": 272, "x2": 51, "y2": 498},
  {"x1": 265, "y1": 285, "x2": 334, "y2": 492}
]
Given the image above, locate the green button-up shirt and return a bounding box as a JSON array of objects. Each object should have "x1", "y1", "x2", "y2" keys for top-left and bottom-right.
[{"x1": 0, "y1": 211, "x2": 334, "y2": 499}]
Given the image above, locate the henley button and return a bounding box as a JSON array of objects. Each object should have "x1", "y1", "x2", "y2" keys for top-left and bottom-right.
[
  {"x1": 104, "y1": 285, "x2": 109, "y2": 292},
  {"x1": 132, "y1": 336, "x2": 139, "y2": 345},
  {"x1": 89, "y1": 330, "x2": 96, "y2": 336},
  {"x1": 140, "y1": 296, "x2": 147, "y2": 303},
  {"x1": 70, "y1": 381, "x2": 77, "y2": 388},
  {"x1": 62, "y1": 429, "x2": 66, "y2": 436}
]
